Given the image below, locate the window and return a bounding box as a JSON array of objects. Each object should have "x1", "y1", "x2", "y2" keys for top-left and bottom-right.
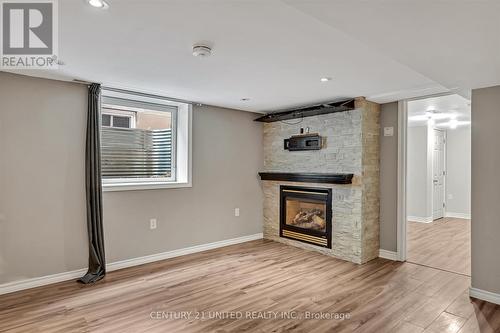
[
  {"x1": 101, "y1": 89, "x2": 192, "y2": 191},
  {"x1": 102, "y1": 110, "x2": 136, "y2": 129}
]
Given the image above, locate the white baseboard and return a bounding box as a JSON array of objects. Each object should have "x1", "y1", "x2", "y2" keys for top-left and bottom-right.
[
  {"x1": 379, "y1": 249, "x2": 399, "y2": 261},
  {"x1": 0, "y1": 233, "x2": 263, "y2": 295},
  {"x1": 470, "y1": 287, "x2": 500, "y2": 305},
  {"x1": 0, "y1": 269, "x2": 88, "y2": 296},
  {"x1": 445, "y1": 212, "x2": 471, "y2": 219},
  {"x1": 407, "y1": 216, "x2": 434, "y2": 223}
]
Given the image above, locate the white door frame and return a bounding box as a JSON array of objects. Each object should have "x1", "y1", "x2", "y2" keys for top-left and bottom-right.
[{"x1": 397, "y1": 100, "x2": 408, "y2": 261}]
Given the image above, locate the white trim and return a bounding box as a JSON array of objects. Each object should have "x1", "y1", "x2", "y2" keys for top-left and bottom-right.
[
  {"x1": 102, "y1": 105, "x2": 193, "y2": 192},
  {"x1": 397, "y1": 100, "x2": 408, "y2": 261},
  {"x1": 103, "y1": 181, "x2": 192, "y2": 192},
  {"x1": 102, "y1": 87, "x2": 190, "y2": 109},
  {"x1": 445, "y1": 212, "x2": 471, "y2": 219},
  {"x1": 0, "y1": 233, "x2": 263, "y2": 295},
  {"x1": 177, "y1": 104, "x2": 193, "y2": 187},
  {"x1": 407, "y1": 216, "x2": 434, "y2": 223},
  {"x1": 470, "y1": 287, "x2": 500, "y2": 305},
  {"x1": 0, "y1": 269, "x2": 88, "y2": 296},
  {"x1": 379, "y1": 249, "x2": 399, "y2": 261}
]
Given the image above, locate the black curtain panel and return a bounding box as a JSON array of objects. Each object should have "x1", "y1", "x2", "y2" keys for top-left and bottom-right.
[{"x1": 79, "y1": 83, "x2": 106, "y2": 284}]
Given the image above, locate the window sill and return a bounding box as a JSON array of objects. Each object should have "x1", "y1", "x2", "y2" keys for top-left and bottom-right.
[{"x1": 102, "y1": 181, "x2": 192, "y2": 192}]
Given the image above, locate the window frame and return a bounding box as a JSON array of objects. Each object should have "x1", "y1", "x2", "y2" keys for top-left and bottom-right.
[{"x1": 100, "y1": 91, "x2": 192, "y2": 192}]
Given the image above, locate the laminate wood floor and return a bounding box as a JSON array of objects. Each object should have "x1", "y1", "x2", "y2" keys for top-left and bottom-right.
[
  {"x1": 407, "y1": 218, "x2": 471, "y2": 276},
  {"x1": 1, "y1": 239, "x2": 498, "y2": 333}
]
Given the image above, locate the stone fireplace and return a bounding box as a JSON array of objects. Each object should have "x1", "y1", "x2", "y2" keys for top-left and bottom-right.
[{"x1": 259, "y1": 97, "x2": 380, "y2": 264}]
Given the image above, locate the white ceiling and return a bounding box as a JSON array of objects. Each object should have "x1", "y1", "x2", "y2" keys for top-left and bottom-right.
[
  {"x1": 285, "y1": 0, "x2": 500, "y2": 100},
  {"x1": 8, "y1": 0, "x2": 500, "y2": 112},
  {"x1": 408, "y1": 94, "x2": 471, "y2": 129}
]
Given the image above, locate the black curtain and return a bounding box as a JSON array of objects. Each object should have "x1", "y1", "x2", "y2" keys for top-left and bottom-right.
[{"x1": 79, "y1": 83, "x2": 106, "y2": 284}]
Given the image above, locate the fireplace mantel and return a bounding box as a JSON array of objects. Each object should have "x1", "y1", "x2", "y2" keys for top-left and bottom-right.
[{"x1": 258, "y1": 172, "x2": 353, "y2": 184}]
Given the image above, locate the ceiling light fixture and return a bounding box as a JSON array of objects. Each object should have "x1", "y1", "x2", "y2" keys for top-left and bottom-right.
[
  {"x1": 449, "y1": 119, "x2": 458, "y2": 129},
  {"x1": 241, "y1": 98, "x2": 250, "y2": 102},
  {"x1": 88, "y1": 0, "x2": 109, "y2": 8},
  {"x1": 439, "y1": 119, "x2": 470, "y2": 129},
  {"x1": 320, "y1": 77, "x2": 332, "y2": 82}
]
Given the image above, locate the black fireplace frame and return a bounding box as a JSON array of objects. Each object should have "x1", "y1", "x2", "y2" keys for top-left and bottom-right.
[{"x1": 279, "y1": 185, "x2": 332, "y2": 249}]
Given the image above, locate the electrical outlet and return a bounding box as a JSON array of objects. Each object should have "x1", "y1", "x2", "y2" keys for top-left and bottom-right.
[
  {"x1": 150, "y1": 218, "x2": 157, "y2": 230},
  {"x1": 234, "y1": 208, "x2": 240, "y2": 217}
]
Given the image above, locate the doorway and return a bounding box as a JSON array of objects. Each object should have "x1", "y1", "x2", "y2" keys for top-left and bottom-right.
[{"x1": 404, "y1": 94, "x2": 471, "y2": 275}]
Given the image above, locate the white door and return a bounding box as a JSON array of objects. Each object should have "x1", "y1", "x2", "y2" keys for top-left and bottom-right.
[{"x1": 433, "y1": 129, "x2": 446, "y2": 220}]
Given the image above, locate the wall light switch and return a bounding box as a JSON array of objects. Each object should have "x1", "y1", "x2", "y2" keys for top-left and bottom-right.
[
  {"x1": 384, "y1": 127, "x2": 394, "y2": 137},
  {"x1": 150, "y1": 218, "x2": 157, "y2": 229},
  {"x1": 234, "y1": 208, "x2": 240, "y2": 217},
  {"x1": 448, "y1": 194, "x2": 453, "y2": 200}
]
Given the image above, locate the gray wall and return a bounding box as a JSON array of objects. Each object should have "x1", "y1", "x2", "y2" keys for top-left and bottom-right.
[
  {"x1": 471, "y1": 86, "x2": 500, "y2": 294},
  {"x1": 0, "y1": 72, "x2": 263, "y2": 284},
  {"x1": 407, "y1": 126, "x2": 431, "y2": 219},
  {"x1": 379, "y1": 102, "x2": 398, "y2": 252},
  {"x1": 0, "y1": 73, "x2": 88, "y2": 284},
  {"x1": 103, "y1": 105, "x2": 264, "y2": 263},
  {"x1": 446, "y1": 127, "x2": 471, "y2": 216}
]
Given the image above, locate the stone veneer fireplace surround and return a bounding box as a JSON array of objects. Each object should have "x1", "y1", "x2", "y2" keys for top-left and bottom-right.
[{"x1": 259, "y1": 97, "x2": 380, "y2": 264}]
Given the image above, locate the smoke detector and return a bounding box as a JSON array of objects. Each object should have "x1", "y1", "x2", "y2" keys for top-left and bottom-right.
[{"x1": 192, "y1": 45, "x2": 212, "y2": 57}]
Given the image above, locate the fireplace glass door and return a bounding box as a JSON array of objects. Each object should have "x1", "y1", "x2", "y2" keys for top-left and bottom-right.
[
  {"x1": 285, "y1": 198, "x2": 327, "y2": 232},
  {"x1": 280, "y1": 186, "x2": 332, "y2": 248}
]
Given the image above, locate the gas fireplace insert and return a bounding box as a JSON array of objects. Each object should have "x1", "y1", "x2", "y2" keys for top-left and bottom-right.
[{"x1": 280, "y1": 185, "x2": 332, "y2": 248}]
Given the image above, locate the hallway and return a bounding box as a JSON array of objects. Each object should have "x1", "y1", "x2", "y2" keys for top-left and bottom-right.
[{"x1": 407, "y1": 217, "x2": 471, "y2": 275}]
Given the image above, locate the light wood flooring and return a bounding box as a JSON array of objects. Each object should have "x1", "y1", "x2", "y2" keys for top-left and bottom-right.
[
  {"x1": 408, "y1": 217, "x2": 471, "y2": 275},
  {"x1": 1, "y1": 239, "x2": 498, "y2": 333}
]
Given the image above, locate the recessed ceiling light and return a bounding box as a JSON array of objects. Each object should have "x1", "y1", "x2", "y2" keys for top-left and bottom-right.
[
  {"x1": 320, "y1": 77, "x2": 332, "y2": 82},
  {"x1": 241, "y1": 98, "x2": 250, "y2": 102},
  {"x1": 88, "y1": 0, "x2": 109, "y2": 9}
]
